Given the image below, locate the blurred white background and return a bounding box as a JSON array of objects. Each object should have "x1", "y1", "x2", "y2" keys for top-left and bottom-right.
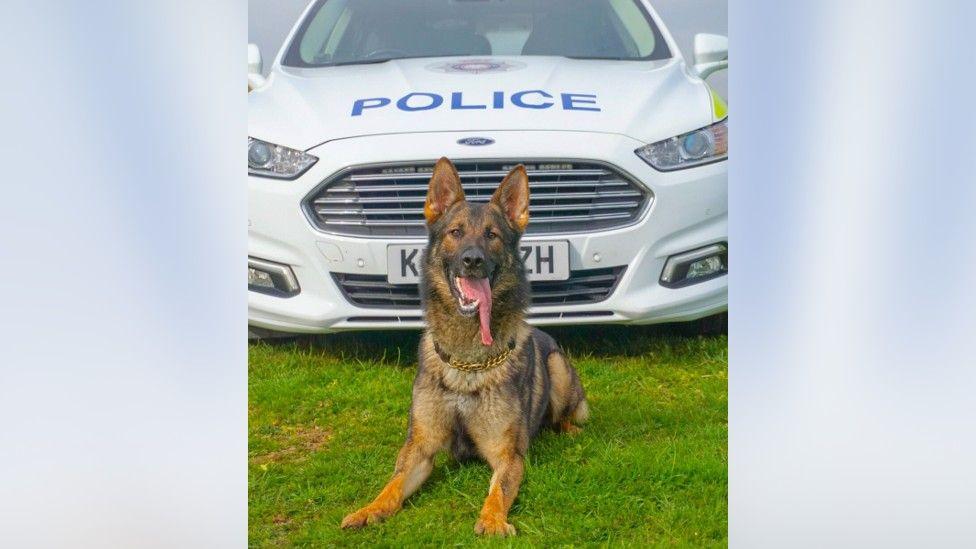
[
  {"x1": 730, "y1": 1, "x2": 976, "y2": 546},
  {"x1": 0, "y1": 1, "x2": 246, "y2": 547}
]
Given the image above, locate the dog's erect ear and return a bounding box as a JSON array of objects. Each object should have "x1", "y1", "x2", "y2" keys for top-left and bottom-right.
[
  {"x1": 491, "y1": 164, "x2": 530, "y2": 232},
  {"x1": 424, "y1": 157, "x2": 466, "y2": 225}
]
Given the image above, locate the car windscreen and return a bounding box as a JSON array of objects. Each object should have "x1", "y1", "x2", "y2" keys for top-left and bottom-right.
[{"x1": 282, "y1": 0, "x2": 671, "y2": 68}]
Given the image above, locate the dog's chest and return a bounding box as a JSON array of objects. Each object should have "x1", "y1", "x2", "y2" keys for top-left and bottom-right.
[
  {"x1": 445, "y1": 390, "x2": 480, "y2": 417},
  {"x1": 440, "y1": 375, "x2": 509, "y2": 423}
]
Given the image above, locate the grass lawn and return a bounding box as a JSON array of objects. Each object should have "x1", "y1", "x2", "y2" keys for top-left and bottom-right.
[{"x1": 249, "y1": 325, "x2": 727, "y2": 547}]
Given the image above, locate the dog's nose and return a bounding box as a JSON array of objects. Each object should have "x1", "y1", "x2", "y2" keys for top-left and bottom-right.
[{"x1": 461, "y1": 248, "x2": 485, "y2": 269}]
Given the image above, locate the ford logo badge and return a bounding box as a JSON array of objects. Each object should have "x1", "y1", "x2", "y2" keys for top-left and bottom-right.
[{"x1": 457, "y1": 137, "x2": 495, "y2": 146}]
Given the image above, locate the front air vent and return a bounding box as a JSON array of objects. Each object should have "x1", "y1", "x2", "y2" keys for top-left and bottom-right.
[
  {"x1": 305, "y1": 160, "x2": 650, "y2": 237},
  {"x1": 332, "y1": 266, "x2": 625, "y2": 310}
]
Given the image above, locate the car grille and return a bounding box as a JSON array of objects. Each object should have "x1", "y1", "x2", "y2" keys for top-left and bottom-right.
[
  {"x1": 305, "y1": 160, "x2": 650, "y2": 237},
  {"x1": 345, "y1": 311, "x2": 614, "y2": 324},
  {"x1": 332, "y1": 266, "x2": 626, "y2": 310}
]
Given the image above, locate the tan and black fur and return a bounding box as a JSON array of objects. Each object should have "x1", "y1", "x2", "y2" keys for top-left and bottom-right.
[{"x1": 341, "y1": 157, "x2": 589, "y2": 536}]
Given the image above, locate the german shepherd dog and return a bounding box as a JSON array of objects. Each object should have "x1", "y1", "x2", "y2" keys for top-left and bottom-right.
[{"x1": 341, "y1": 158, "x2": 589, "y2": 536}]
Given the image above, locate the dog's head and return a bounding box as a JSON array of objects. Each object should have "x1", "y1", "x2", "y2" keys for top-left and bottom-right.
[{"x1": 420, "y1": 157, "x2": 530, "y2": 346}]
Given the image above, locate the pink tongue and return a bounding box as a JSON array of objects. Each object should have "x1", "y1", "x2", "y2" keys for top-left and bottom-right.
[{"x1": 458, "y1": 277, "x2": 493, "y2": 346}]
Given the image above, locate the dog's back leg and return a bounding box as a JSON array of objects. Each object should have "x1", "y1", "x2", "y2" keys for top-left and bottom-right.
[{"x1": 545, "y1": 351, "x2": 588, "y2": 434}]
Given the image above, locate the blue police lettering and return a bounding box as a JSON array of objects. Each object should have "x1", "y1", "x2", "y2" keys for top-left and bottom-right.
[
  {"x1": 492, "y1": 91, "x2": 504, "y2": 109},
  {"x1": 350, "y1": 91, "x2": 600, "y2": 116},
  {"x1": 511, "y1": 90, "x2": 554, "y2": 109},
  {"x1": 397, "y1": 92, "x2": 443, "y2": 111},
  {"x1": 351, "y1": 97, "x2": 391, "y2": 116},
  {"x1": 561, "y1": 93, "x2": 601, "y2": 112},
  {"x1": 451, "y1": 92, "x2": 487, "y2": 110}
]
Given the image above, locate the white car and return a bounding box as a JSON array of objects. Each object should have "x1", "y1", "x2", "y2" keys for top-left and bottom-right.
[{"x1": 248, "y1": 0, "x2": 728, "y2": 336}]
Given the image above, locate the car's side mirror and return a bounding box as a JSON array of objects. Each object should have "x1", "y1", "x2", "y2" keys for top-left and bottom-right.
[
  {"x1": 248, "y1": 43, "x2": 267, "y2": 92},
  {"x1": 693, "y1": 33, "x2": 728, "y2": 80}
]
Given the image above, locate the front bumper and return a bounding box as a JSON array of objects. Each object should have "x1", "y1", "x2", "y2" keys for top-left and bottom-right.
[{"x1": 248, "y1": 130, "x2": 726, "y2": 334}]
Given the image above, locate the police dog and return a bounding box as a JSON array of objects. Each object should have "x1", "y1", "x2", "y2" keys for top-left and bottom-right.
[{"x1": 341, "y1": 158, "x2": 589, "y2": 537}]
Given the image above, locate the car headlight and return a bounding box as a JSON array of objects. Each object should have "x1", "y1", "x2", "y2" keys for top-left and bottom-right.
[
  {"x1": 248, "y1": 137, "x2": 318, "y2": 179},
  {"x1": 635, "y1": 118, "x2": 728, "y2": 171}
]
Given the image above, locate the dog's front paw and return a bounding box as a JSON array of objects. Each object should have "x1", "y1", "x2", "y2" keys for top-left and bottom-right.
[
  {"x1": 474, "y1": 517, "x2": 516, "y2": 537},
  {"x1": 341, "y1": 507, "x2": 388, "y2": 530},
  {"x1": 559, "y1": 420, "x2": 583, "y2": 435}
]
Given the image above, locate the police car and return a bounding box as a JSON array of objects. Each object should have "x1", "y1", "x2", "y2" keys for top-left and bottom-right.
[{"x1": 248, "y1": 0, "x2": 728, "y2": 336}]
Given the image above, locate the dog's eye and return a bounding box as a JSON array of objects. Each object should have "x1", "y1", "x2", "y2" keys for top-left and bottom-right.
[
  {"x1": 449, "y1": 228, "x2": 463, "y2": 239},
  {"x1": 484, "y1": 229, "x2": 497, "y2": 240}
]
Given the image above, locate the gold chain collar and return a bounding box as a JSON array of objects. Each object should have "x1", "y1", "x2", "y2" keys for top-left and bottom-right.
[
  {"x1": 449, "y1": 347, "x2": 513, "y2": 372},
  {"x1": 434, "y1": 340, "x2": 515, "y2": 373}
]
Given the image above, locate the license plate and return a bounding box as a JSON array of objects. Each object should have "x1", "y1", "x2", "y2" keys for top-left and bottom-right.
[{"x1": 387, "y1": 241, "x2": 570, "y2": 284}]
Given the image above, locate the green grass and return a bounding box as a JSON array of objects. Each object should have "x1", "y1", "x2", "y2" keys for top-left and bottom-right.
[{"x1": 249, "y1": 325, "x2": 727, "y2": 547}]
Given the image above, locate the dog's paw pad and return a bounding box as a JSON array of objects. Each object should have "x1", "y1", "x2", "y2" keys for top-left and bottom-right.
[
  {"x1": 559, "y1": 421, "x2": 583, "y2": 435},
  {"x1": 474, "y1": 518, "x2": 516, "y2": 537},
  {"x1": 341, "y1": 508, "x2": 383, "y2": 530}
]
